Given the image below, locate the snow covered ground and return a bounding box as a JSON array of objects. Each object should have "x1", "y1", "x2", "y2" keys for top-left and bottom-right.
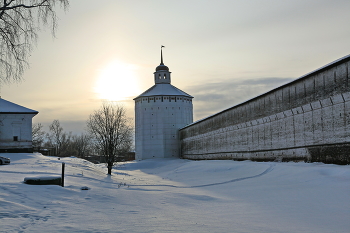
[{"x1": 1, "y1": 153, "x2": 350, "y2": 233}]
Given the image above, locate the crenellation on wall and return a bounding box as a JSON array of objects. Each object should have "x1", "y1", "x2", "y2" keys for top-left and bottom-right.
[
  {"x1": 303, "y1": 111, "x2": 313, "y2": 145},
  {"x1": 304, "y1": 76, "x2": 314, "y2": 103},
  {"x1": 320, "y1": 98, "x2": 332, "y2": 108},
  {"x1": 335, "y1": 65, "x2": 346, "y2": 92},
  {"x1": 333, "y1": 103, "x2": 346, "y2": 142},
  {"x1": 345, "y1": 101, "x2": 350, "y2": 142},
  {"x1": 314, "y1": 73, "x2": 324, "y2": 99},
  {"x1": 302, "y1": 103, "x2": 312, "y2": 113},
  {"x1": 324, "y1": 69, "x2": 336, "y2": 95},
  {"x1": 310, "y1": 100, "x2": 321, "y2": 110},
  {"x1": 347, "y1": 63, "x2": 350, "y2": 88}
]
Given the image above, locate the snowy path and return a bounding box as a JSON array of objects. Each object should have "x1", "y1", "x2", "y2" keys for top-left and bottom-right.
[
  {"x1": 125, "y1": 163, "x2": 275, "y2": 189},
  {"x1": 1, "y1": 153, "x2": 350, "y2": 233}
]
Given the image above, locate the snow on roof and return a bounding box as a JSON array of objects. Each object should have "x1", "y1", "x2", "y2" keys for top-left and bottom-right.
[
  {"x1": 0, "y1": 98, "x2": 38, "y2": 114},
  {"x1": 134, "y1": 83, "x2": 193, "y2": 99}
]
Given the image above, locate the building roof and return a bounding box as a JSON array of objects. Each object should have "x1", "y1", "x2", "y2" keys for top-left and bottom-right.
[
  {"x1": 134, "y1": 83, "x2": 193, "y2": 99},
  {"x1": 156, "y1": 64, "x2": 169, "y2": 71},
  {"x1": 0, "y1": 98, "x2": 38, "y2": 114},
  {"x1": 180, "y1": 53, "x2": 350, "y2": 130}
]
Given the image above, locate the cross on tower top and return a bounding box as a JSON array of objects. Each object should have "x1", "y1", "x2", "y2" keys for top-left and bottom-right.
[{"x1": 156, "y1": 45, "x2": 169, "y2": 72}]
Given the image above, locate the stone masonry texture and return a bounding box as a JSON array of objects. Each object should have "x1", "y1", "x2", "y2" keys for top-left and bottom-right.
[{"x1": 179, "y1": 56, "x2": 350, "y2": 164}]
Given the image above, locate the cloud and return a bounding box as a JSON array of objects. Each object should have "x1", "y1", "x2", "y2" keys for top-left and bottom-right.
[{"x1": 187, "y1": 77, "x2": 294, "y2": 121}]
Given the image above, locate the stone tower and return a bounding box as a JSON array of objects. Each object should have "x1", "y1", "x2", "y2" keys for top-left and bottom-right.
[{"x1": 134, "y1": 47, "x2": 193, "y2": 160}]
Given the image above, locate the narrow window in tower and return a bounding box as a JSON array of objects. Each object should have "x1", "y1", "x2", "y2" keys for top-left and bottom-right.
[
  {"x1": 159, "y1": 74, "x2": 161, "y2": 79},
  {"x1": 164, "y1": 74, "x2": 166, "y2": 79}
]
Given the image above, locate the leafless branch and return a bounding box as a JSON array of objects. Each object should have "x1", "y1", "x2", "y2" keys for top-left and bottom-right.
[{"x1": 0, "y1": 0, "x2": 69, "y2": 83}]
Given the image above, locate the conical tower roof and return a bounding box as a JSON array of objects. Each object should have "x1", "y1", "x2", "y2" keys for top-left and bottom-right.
[
  {"x1": 134, "y1": 46, "x2": 193, "y2": 99},
  {"x1": 135, "y1": 83, "x2": 193, "y2": 98}
]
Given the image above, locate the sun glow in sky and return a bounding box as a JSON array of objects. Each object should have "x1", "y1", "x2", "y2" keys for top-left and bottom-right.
[
  {"x1": 2, "y1": 0, "x2": 350, "y2": 134},
  {"x1": 94, "y1": 60, "x2": 141, "y2": 101}
]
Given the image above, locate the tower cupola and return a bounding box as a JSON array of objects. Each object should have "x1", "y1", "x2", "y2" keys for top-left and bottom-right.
[{"x1": 154, "y1": 46, "x2": 171, "y2": 84}]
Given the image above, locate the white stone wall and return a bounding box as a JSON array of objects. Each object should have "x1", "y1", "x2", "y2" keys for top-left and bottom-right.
[
  {"x1": 180, "y1": 58, "x2": 350, "y2": 164},
  {"x1": 181, "y1": 92, "x2": 350, "y2": 159},
  {"x1": 0, "y1": 113, "x2": 35, "y2": 149},
  {"x1": 135, "y1": 96, "x2": 193, "y2": 160}
]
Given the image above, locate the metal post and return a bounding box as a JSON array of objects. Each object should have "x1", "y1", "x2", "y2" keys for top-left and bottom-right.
[{"x1": 61, "y1": 162, "x2": 65, "y2": 187}]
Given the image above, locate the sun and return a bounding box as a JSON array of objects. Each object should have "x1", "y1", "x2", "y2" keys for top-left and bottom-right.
[{"x1": 94, "y1": 60, "x2": 140, "y2": 101}]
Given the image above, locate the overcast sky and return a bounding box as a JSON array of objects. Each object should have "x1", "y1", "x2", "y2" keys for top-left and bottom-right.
[{"x1": 1, "y1": 0, "x2": 350, "y2": 134}]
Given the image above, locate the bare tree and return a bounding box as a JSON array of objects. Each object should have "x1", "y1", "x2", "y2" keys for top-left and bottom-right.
[
  {"x1": 71, "y1": 133, "x2": 92, "y2": 159},
  {"x1": 32, "y1": 122, "x2": 45, "y2": 148},
  {"x1": 0, "y1": 0, "x2": 69, "y2": 83},
  {"x1": 87, "y1": 102, "x2": 133, "y2": 175},
  {"x1": 46, "y1": 119, "x2": 73, "y2": 157}
]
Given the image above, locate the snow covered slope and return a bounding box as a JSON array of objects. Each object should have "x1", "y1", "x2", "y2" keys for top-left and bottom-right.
[{"x1": 0, "y1": 153, "x2": 349, "y2": 232}]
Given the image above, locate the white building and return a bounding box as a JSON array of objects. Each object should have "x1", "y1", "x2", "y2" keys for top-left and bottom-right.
[
  {"x1": 0, "y1": 98, "x2": 38, "y2": 153},
  {"x1": 134, "y1": 49, "x2": 193, "y2": 159}
]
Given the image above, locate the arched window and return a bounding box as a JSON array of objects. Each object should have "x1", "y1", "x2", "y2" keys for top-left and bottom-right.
[{"x1": 164, "y1": 74, "x2": 166, "y2": 79}]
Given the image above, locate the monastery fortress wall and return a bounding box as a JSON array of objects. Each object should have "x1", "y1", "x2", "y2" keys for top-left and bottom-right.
[{"x1": 179, "y1": 55, "x2": 350, "y2": 164}]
